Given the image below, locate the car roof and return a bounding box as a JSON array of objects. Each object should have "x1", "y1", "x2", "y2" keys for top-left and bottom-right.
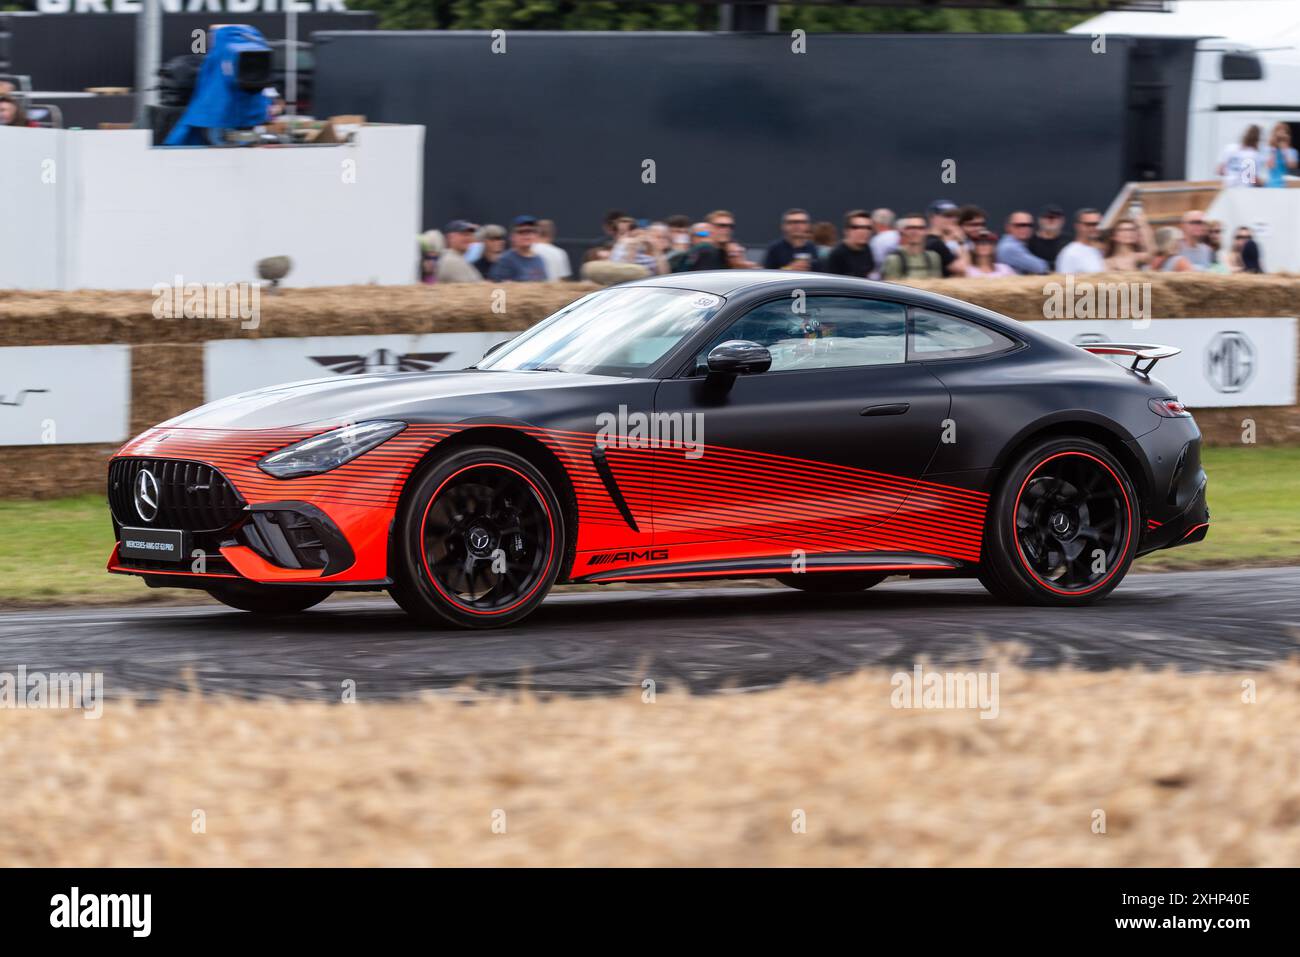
[{"x1": 621, "y1": 270, "x2": 1033, "y2": 337}]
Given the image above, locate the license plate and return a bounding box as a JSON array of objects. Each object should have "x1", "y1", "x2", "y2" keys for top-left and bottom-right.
[{"x1": 119, "y1": 526, "x2": 188, "y2": 562}]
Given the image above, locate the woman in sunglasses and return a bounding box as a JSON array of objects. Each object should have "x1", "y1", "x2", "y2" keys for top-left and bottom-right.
[{"x1": 964, "y1": 231, "x2": 1013, "y2": 277}]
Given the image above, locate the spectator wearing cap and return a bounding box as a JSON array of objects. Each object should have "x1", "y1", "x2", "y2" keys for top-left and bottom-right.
[
  {"x1": 1028, "y1": 205, "x2": 1069, "y2": 267},
  {"x1": 762, "y1": 208, "x2": 819, "y2": 271},
  {"x1": 436, "y1": 220, "x2": 484, "y2": 283},
  {"x1": 1055, "y1": 208, "x2": 1106, "y2": 274},
  {"x1": 489, "y1": 216, "x2": 549, "y2": 282},
  {"x1": 474, "y1": 224, "x2": 508, "y2": 280},
  {"x1": 924, "y1": 200, "x2": 968, "y2": 276},
  {"x1": 821, "y1": 209, "x2": 875, "y2": 278},
  {"x1": 533, "y1": 219, "x2": 573, "y2": 281},
  {"x1": 996, "y1": 211, "x2": 1050, "y2": 274}
]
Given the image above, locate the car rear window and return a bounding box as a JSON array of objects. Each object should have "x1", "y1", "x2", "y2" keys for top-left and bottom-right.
[{"x1": 909, "y1": 308, "x2": 1016, "y2": 361}]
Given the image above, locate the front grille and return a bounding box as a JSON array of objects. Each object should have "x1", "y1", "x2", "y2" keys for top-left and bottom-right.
[{"x1": 109, "y1": 458, "x2": 246, "y2": 532}]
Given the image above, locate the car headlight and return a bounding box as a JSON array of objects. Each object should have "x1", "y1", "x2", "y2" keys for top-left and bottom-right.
[{"x1": 257, "y1": 420, "x2": 407, "y2": 478}]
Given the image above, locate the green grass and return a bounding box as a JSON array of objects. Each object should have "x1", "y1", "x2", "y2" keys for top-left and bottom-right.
[
  {"x1": 0, "y1": 495, "x2": 149, "y2": 605},
  {"x1": 1, "y1": 446, "x2": 1297, "y2": 606},
  {"x1": 1136, "y1": 445, "x2": 1300, "y2": 571}
]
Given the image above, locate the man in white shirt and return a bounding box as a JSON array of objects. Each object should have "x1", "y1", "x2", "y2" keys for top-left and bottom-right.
[
  {"x1": 1054, "y1": 208, "x2": 1106, "y2": 274},
  {"x1": 534, "y1": 219, "x2": 573, "y2": 281},
  {"x1": 868, "y1": 208, "x2": 899, "y2": 279},
  {"x1": 1219, "y1": 125, "x2": 1263, "y2": 188}
]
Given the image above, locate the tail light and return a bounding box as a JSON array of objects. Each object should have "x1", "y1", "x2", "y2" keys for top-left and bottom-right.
[{"x1": 1149, "y1": 397, "x2": 1191, "y2": 418}]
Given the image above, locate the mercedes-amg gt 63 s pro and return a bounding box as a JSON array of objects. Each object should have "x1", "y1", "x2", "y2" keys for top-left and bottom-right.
[{"x1": 106, "y1": 272, "x2": 1209, "y2": 627}]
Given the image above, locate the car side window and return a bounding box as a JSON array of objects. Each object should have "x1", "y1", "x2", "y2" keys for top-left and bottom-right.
[
  {"x1": 694, "y1": 296, "x2": 907, "y2": 374},
  {"x1": 909, "y1": 308, "x2": 1015, "y2": 361}
]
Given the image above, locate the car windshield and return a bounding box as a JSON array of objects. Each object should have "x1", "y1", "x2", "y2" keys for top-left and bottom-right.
[{"x1": 476, "y1": 286, "x2": 725, "y2": 377}]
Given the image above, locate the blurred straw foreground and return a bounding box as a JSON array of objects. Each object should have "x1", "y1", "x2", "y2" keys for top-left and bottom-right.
[{"x1": 3, "y1": 660, "x2": 1299, "y2": 866}]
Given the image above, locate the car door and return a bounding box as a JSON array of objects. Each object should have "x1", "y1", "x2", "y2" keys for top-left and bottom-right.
[{"x1": 649, "y1": 294, "x2": 951, "y2": 556}]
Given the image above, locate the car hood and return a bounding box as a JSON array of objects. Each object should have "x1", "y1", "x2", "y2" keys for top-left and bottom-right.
[{"x1": 160, "y1": 369, "x2": 622, "y2": 431}]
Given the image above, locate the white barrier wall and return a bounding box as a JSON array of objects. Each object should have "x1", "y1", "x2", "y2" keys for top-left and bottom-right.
[
  {"x1": 0, "y1": 124, "x2": 424, "y2": 290},
  {"x1": 1027, "y1": 317, "x2": 1297, "y2": 407},
  {"x1": 0, "y1": 127, "x2": 65, "y2": 289},
  {"x1": 0, "y1": 344, "x2": 131, "y2": 445}
]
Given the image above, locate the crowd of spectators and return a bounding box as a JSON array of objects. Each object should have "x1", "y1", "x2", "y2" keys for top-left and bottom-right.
[{"x1": 420, "y1": 200, "x2": 1265, "y2": 285}]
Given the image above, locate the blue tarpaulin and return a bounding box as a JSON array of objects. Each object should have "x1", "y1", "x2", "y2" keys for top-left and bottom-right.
[{"x1": 163, "y1": 25, "x2": 270, "y2": 146}]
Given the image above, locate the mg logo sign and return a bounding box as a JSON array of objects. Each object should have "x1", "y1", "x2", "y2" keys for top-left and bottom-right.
[{"x1": 1205, "y1": 331, "x2": 1256, "y2": 394}]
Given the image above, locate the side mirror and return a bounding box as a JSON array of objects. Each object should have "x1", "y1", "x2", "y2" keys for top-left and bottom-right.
[{"x1": 707, "y1": 340, "x2": 772, "y2": 376}]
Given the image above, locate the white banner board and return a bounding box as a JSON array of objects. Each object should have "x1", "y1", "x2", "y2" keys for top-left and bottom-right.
[
  {"x1": 0, "y1": 344, "x2": 131, "y2": 446},
  {"x1": 205, "y1": 333, "x2": 509, "y2": 401},
  {"x1": 1026, "y1": 317, "x2": 1297, "y2": 407}
]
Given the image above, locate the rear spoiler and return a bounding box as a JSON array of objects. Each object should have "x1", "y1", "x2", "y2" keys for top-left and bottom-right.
[{"x1": 1078, "y1": 342, "x2": 1181, "y2": 375}]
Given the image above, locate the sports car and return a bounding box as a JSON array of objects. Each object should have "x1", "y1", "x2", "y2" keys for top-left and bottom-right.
[{"x1": 106, "y1": 271, "x2": 1209, "y2": 627}]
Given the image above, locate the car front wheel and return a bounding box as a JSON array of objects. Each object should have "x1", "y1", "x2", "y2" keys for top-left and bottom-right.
[
  {"x1": 389, "y1": 446, "x2": 566, "y2": 628},
  {"x1": 979, "y1": 437, "x2": 1139, "y2": 605}
]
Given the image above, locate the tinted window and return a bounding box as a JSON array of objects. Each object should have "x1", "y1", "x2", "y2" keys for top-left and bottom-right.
[
  {"x1": 1221, "y1": 53, "x2": 1263, "y2": 81},
  {"x1": 696, "y1": 296, "x2": 906, "y2": 373},
  {"x1": 909, "y1": 308, "x2": 1015, "y2": 361}
]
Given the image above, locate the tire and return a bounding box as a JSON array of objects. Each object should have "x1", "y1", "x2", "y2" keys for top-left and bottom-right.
[
  {"x1": 389, "y1": 446, "x2": 566, "y2": 629},
  {"x1": 776, "y1": 572, "x2": 887, "y2": 593},
  {"x1": 979, "y1": 436, "x2": 1139, "y2": 606},
  {"x1": 205, "y1": 581, "x2": 333, "y2": 614}
]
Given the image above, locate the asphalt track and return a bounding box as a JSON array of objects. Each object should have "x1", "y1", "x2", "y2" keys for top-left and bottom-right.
[{"x1": 1, "y1": 566, "x2": 1297, "y2": 700}]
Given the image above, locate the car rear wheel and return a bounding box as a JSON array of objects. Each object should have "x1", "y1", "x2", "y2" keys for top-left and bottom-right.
[
  {"x1": 204, "y1": 581, "x2": 333, "y2": 614},
  {"x1": 776, "y1": 572, "x2": 887, "y2": 593},
  {"x1": 389, "y1": 446, "x2": 566, "y2": 629},
  {"x1": 979, "y1": 437, "x2": 1138, "y2": 605}
]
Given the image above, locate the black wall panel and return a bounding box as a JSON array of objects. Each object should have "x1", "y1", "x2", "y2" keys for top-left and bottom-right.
[
  {"x1": 2, "y1": 12, "x2": 375, "y2": 91},
  {"x1": 312, "y1": 31, "x2": 1193, "y2": 245}
]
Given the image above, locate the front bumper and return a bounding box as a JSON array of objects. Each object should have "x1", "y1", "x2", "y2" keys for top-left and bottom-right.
[
  {"x1": 105, "y1": 426, "x2": 420, "y2": 587},
  {"x1": 108, "y1": 499, "x2": 387, "y2": 586}
]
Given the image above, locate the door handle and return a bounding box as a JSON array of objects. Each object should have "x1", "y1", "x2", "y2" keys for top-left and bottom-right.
[{"x1": 860, "y1": 403, "x2": 910, "y2": 416}]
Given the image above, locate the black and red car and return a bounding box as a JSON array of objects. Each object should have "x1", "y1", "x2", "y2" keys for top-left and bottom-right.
[{"x1": 106, "y1": 272, "x2": 1209, "y2": 627}]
